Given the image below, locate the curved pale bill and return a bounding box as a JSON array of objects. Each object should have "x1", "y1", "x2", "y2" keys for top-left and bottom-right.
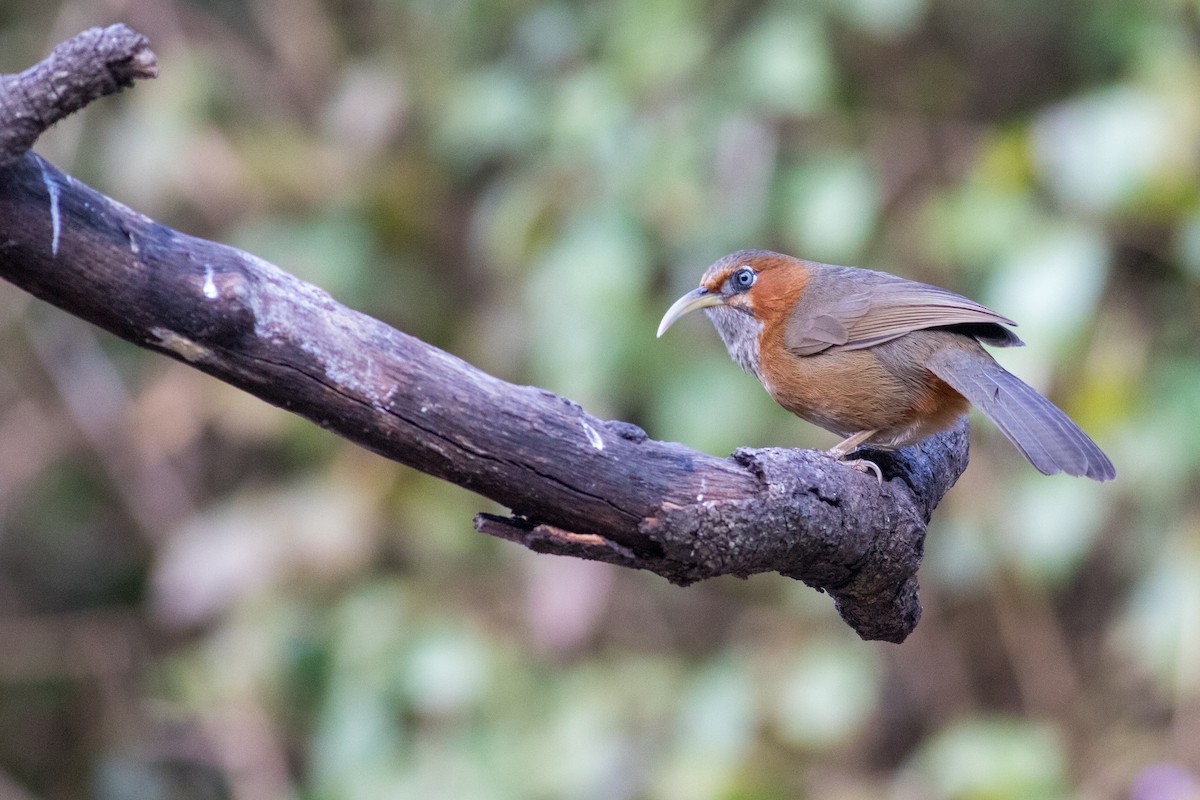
[{"x1": 656, "y1": 287, "x2": 725, "y2": 338}]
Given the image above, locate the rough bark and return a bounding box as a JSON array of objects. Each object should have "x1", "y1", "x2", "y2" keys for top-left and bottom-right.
[
  {"x1": 0, "y1": 25, "x2": 970, "y2": 643},
  {"x1": 0, "y1": 24, "x2": 156, "y2": 168}
]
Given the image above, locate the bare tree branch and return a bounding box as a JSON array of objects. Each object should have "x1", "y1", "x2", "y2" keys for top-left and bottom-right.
[
  {"x1": 0, "y1": 25, "x2": 156, "y2": 168},
  {"x1": 0, "y1": 26, "x2": 970, "y2": 642}
]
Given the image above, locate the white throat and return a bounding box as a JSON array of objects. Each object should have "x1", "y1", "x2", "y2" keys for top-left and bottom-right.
[{"x1": 704, "y1": 305, "x2": 763, "y2": 379}]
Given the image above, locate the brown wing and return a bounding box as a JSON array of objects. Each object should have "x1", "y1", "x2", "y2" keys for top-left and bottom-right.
[{"x1": 784, "y1": 264, "x2": 1022, "y2": 356}]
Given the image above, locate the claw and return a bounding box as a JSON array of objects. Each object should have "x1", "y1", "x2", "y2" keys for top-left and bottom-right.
[
  {"x1": 825, "y1": 430, "x2": 884, "y2": 484},
  {"x1": 842, "y1": 457, "x2": 883, "y2": 484}
]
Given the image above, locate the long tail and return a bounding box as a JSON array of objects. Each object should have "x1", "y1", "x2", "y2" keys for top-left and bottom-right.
[{"x1": 927, "y1": 347, "x2": 1115, "y2": 481}]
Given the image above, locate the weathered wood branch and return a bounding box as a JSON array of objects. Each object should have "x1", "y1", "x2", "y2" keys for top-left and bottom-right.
[
  {"x1": 0, "y1": 24, "x2": 156, "y2": 168},
  {"x1": 0, "y1": 25, "x2": 970, "y2": 642}
]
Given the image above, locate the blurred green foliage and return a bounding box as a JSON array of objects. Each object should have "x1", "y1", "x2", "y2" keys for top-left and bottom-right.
[{"x1": 1, "y1": 0, "x2": 1198, "y2": 798}]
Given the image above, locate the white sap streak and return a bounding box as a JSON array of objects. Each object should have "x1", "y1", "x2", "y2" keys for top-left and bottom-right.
[
  {"x1": 39, "y1": 158, "x2": 61, "y2": 257},
  {"x1": 203, "y1": 264, "x2": 218, "y2": 299},
  {"x1": 581, "y1": 420, "x2": 605, "y2": 451}
]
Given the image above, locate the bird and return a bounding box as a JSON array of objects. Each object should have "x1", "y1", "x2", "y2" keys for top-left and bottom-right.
[{"x1": 656, "y1": 249, "x2": 1115, "y2": 482}]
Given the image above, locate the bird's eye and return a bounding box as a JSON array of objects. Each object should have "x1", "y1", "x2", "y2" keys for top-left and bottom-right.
[{"x1": 731, "y1": 267, "x2": 756, "y2": 291}]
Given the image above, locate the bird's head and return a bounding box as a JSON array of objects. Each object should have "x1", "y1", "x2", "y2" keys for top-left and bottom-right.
[{"x1": 656, "y1": 249, "x2": 808, "y2": 338}]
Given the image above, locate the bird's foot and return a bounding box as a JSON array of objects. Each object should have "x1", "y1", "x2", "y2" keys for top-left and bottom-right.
[
  {"x1": 825, "y1": 430, "x2": 884, "y2": 484},
  {"x1": 839, "y1": 456, "x2": 883, "y2": 484}
]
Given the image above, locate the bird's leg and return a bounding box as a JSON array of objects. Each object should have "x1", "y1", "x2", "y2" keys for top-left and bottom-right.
[
  {"x1": 826, "y1": 430, "x2": 883, "y2": 484},
  {"x1": 827, "y1": 430, "x2": 878, "y2": 458}
]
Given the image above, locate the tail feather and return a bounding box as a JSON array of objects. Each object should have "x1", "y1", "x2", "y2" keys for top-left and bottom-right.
[{"x1": 927, "y1": 347, "x2": 1115, "y2": 481}]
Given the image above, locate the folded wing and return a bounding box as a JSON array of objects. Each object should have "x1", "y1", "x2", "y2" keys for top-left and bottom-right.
[{"x1": 785, "y1": 264, "x2": 1022, "y2": 356}]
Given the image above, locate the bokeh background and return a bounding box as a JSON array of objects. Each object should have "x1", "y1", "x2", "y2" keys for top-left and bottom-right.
[{"x1": 0, "y1": 0, "x2": 1195, "y2": 798}]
